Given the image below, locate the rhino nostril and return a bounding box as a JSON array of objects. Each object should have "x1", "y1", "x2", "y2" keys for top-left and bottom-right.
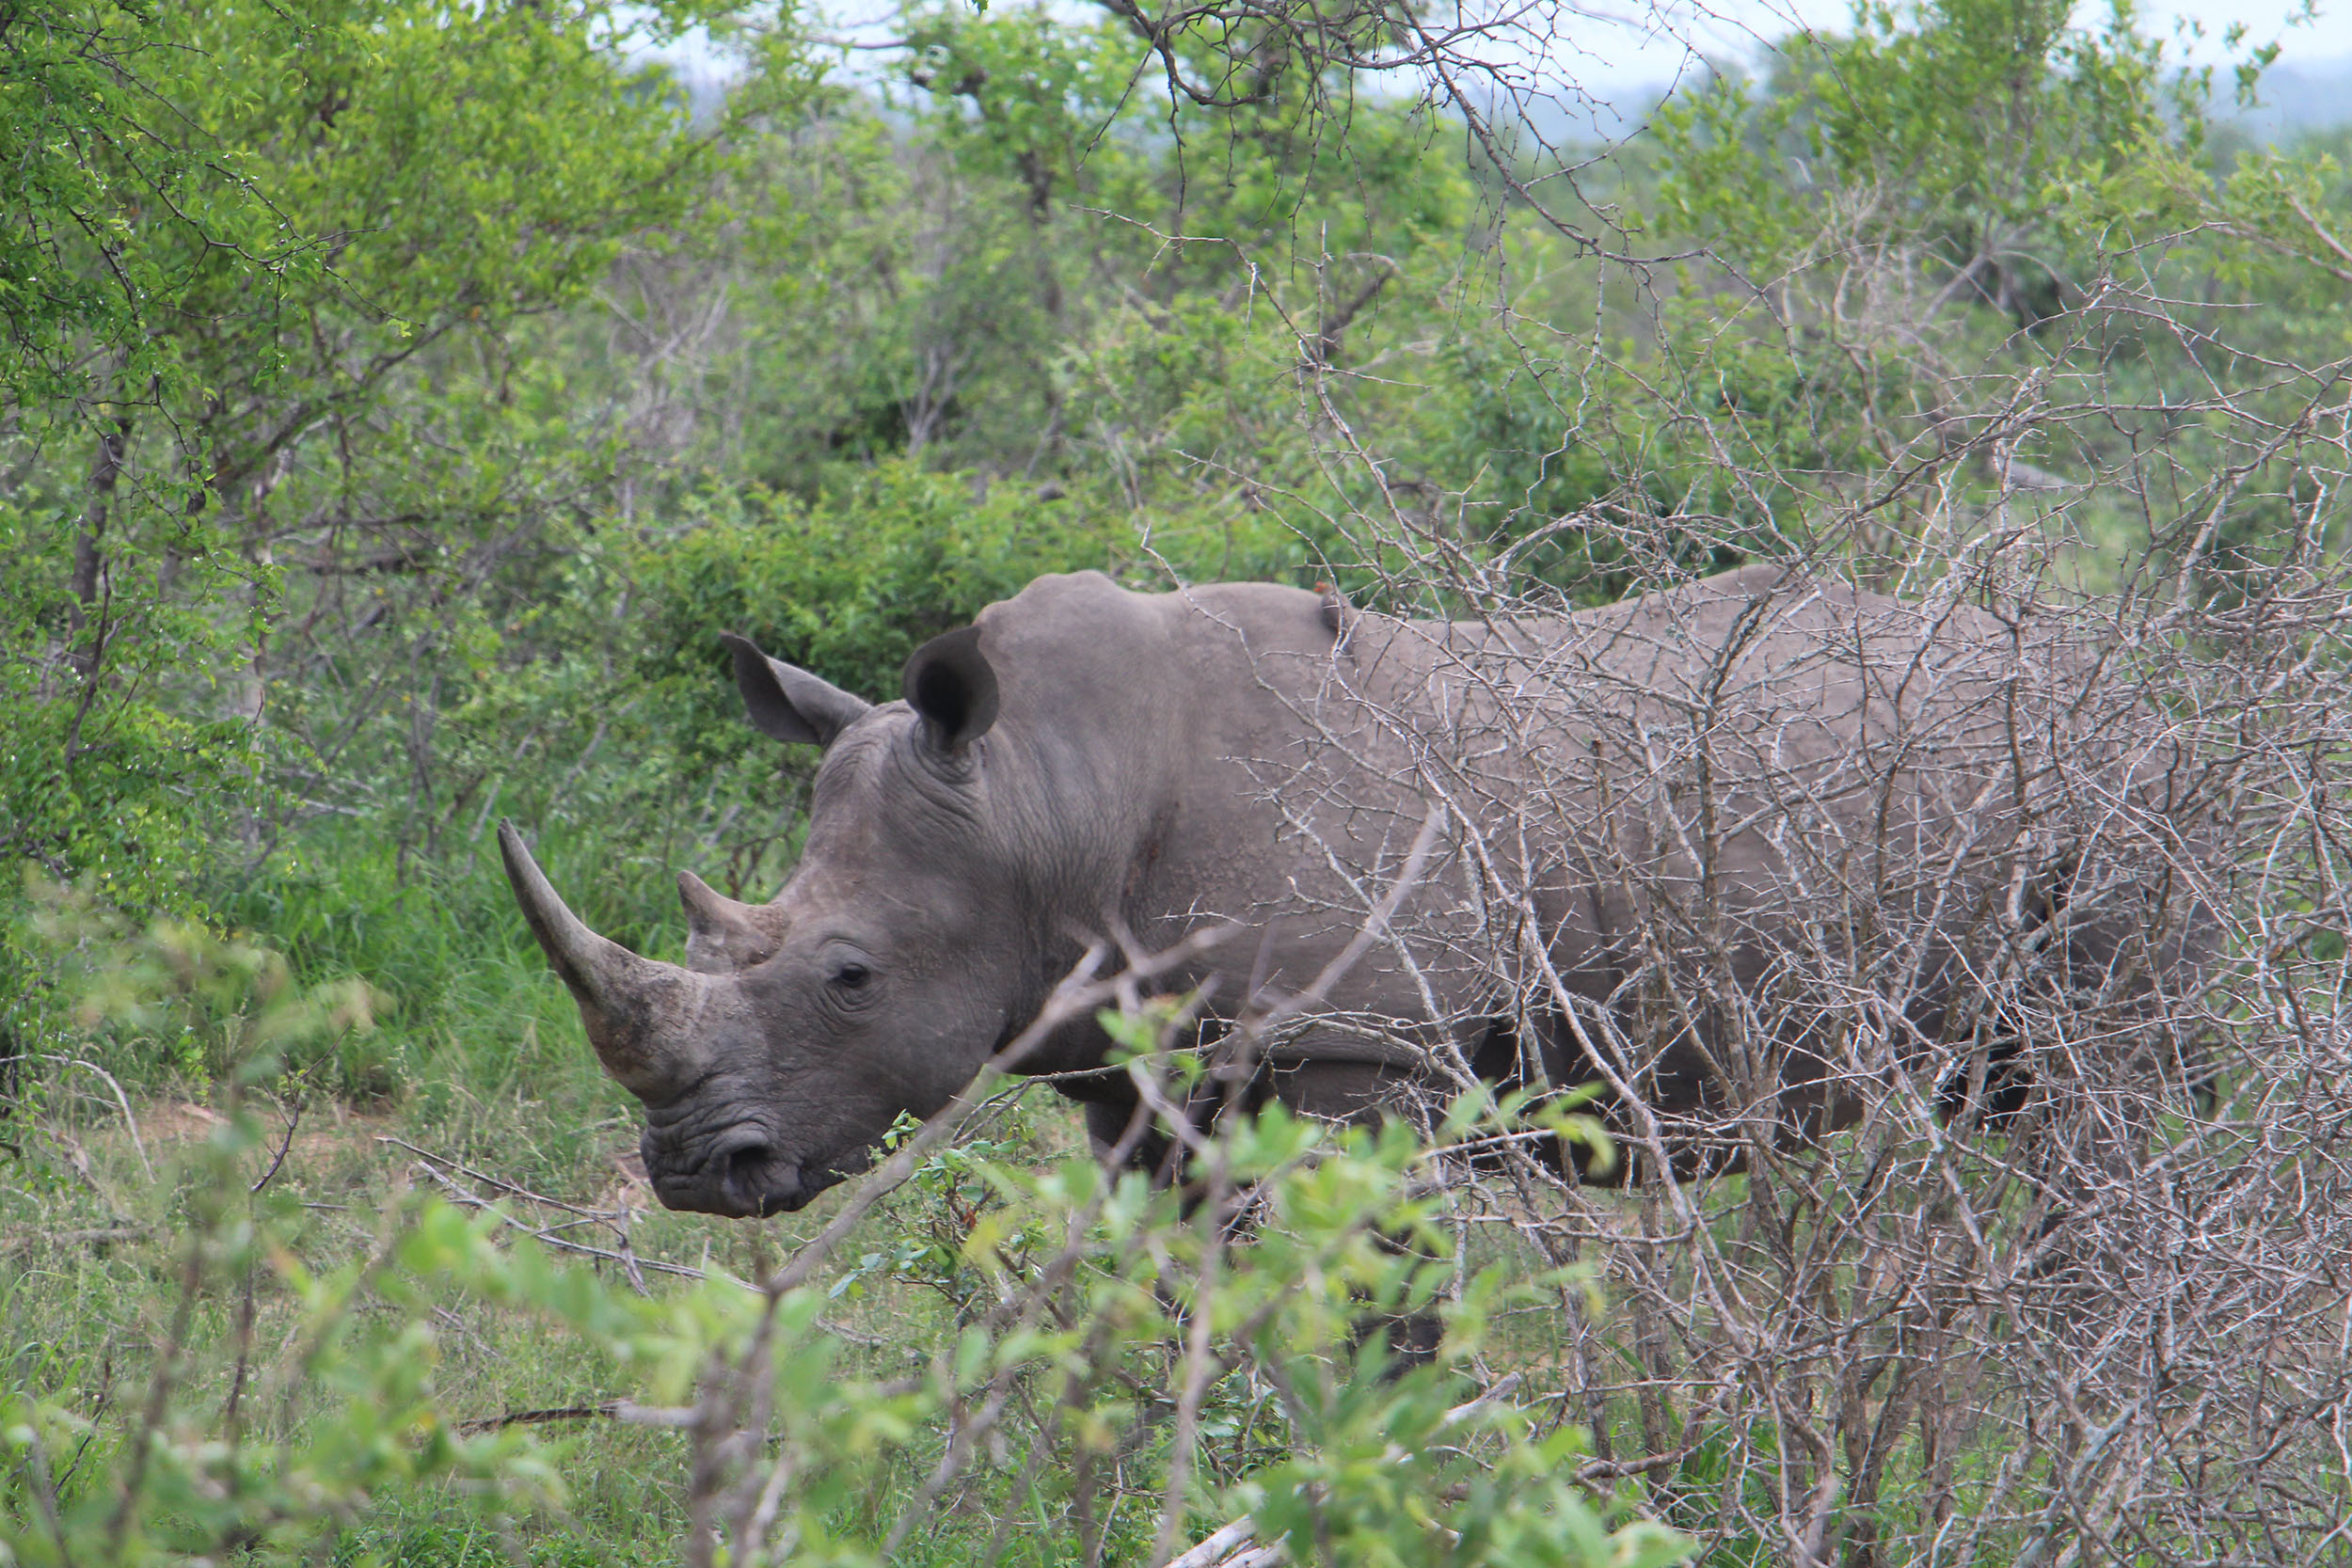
[
  {"x1": 725, "y1": 1140, "x2": 777, "y2": 1187},
  {"x1": 715, "y1": 1138, "x2": 805, "y2": 1215}
]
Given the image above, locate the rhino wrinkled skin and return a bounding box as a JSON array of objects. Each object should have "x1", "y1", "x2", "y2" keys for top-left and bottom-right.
[{"x1": 501, "y1": 565, "x2": 2194, "y2": 1218}]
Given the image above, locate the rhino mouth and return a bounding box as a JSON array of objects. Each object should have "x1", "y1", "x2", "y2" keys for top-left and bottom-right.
[{"x1": 642, "y1": 1124, "x2": 869, "y2": 1218}]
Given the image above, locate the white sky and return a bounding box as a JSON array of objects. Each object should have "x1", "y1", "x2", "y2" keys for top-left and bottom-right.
[
  {"x1": 663, "y1": 0, "x2": 2351, "y2": 103},
  {"x1": 1556, "y1": 0, "x2": 2346, "y2": 89}
]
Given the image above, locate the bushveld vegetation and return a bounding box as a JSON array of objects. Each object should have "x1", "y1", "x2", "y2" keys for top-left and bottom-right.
[{"x1": 5, "y1": 0, "x2": 2352, "y2": 1563}]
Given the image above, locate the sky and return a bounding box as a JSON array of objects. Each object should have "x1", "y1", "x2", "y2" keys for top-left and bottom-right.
[
  {"x1": 1525, "y1": 0, "x2": 2344, "y2": 94},
  {"x1": 661, "y1": 0, "x2": 2352, "y2": 110}
]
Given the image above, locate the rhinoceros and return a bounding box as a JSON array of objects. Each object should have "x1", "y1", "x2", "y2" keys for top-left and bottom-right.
[{"x1": 500, "y1": 564, "x2": 2199, "y2": 1217}]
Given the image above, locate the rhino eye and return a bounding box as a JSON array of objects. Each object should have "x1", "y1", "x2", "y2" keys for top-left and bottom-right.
[{"x1": 832, "y1": 961, "x2": 872, "y2": 990}]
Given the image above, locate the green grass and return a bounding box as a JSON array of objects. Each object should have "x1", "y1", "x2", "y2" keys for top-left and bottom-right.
[
  {"x1": 208, "y1": 815, "x2": 690, "y2": 1110},
  {"x1": 0, "y1": 1068, "x2": 1239, "y2": 1566},
  {"x1": 332, "y1": 1518, "x2": 621, "y2": 1568}
]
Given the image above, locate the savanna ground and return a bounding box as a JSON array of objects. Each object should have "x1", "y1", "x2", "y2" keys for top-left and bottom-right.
[{"x1": 8, "y1": 0, "x2": 2352, "y2": 1561}]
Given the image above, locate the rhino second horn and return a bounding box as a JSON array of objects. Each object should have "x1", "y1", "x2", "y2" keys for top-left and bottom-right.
[
  {"x1": 498, "y1": 820, "x2": 706, "y2": 1100},
  {"x1": 678, "y1": 869, "x2": 780, "y2": 972}
]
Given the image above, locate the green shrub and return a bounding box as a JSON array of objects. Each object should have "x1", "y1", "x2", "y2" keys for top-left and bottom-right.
[{"x1": 628, "y1": 461, "x2": 1120, "y2": 770}]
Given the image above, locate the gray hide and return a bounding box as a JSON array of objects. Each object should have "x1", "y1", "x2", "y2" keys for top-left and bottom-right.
[{"x1": 501, "y1": 564, "x2": 2201, "y2": 1216}]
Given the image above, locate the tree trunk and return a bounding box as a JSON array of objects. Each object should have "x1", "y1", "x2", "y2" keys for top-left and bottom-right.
[{"x1": 66, "y1": 412, "x2": 133, "y2": 683}]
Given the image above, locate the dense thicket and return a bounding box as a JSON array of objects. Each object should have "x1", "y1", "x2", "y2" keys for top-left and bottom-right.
[{"x1": 2, "y1": 0, "x2": 1515, "y2": 1013}]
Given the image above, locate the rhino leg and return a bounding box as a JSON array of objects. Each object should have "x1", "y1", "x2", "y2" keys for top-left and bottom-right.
[
  {"x1": 1078, "y1": 1090, "x2": 1191, "y2": 1187},
  {"x1": 1070, "y1": 1053, "x2": 1446, "y2": 1370},
  {"x1": 1266, "y1": 1057, "x2": 1451, "y2": 1370}
]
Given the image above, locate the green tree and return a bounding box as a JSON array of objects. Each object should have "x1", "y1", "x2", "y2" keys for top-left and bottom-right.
[
  {"x1": 1, "y1": 0, "x2": 738, "y2": 895},
  {"x1": 0, "y1": 0, "x2": 755, "y2": 1075}
]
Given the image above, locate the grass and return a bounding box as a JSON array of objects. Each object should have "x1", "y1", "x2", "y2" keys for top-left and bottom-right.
[
  {"x1": 0, "y1": 1066, "x2": 1235, "y2": 1566},
  {"x1": 6, "y1": 1094, "x2": 671, "y2": 1561},
  {"x1": 3, "y1": 1084, "x2": 1108, "y2": 1563},
  {"x1": 208, "y1": 815, "x2": 690, "y2": 1111}
]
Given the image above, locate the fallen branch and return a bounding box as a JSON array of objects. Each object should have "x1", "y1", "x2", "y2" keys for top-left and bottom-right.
[
  {"x1": 456, "y1": 1402, "x2": 622, "y2": 1435},
  {"x1": 405, "y1": 1159, "x2": 699, "y2": 1288},
  {"x1": 1166, "y1": 1519, "x2": 1284, "y2": 1568},
  {"x1": 1575, "y1": 1446, "x2": 1696, "y2": 1485},
  {"x1": 455, "y1": 1399, "x2": 721, "y2": 1436},
  {"x1": 0, "y1": 1225, "x2": 148, "y2": 1255},
  {"x1": 379, "y1": 1136, "x2": 615, "y2": 1222},
  {"x1": 399, "y1": 1156, "x2": 891, "y2": 1346},
  {"x1": 32, "y1": 1056, "x2": 151, "y2": 1180}
]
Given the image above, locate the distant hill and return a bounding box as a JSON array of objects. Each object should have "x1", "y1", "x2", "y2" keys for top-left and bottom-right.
[
  {"x1": 2221, "y1": 55, "x2": 2352, "y2": 139},
  {"x1": 1489, "y1": 51, "x2": 2352, "y2": 152},
  {"x1": 659, "y1": 49, "x2": 2352, "y2": 149}
]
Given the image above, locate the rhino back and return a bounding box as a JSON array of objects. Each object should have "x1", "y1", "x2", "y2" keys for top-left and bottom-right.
[{"x1": 960, "y1": 567, "x2": 2099, "y2": 1101}]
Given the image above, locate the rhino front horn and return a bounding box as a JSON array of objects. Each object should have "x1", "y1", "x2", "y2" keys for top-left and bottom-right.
[{"x1": 498, "y1": 820, "x2": 705, "y2": 1101}]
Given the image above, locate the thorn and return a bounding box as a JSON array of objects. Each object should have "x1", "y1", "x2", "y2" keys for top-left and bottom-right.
[{"x1": 1317, "y1": 580, "x2": 1353, "y2": 640}]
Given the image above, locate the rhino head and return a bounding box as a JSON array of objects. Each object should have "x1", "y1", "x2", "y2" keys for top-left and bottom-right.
[{"x1": 499, "y1": 625, "x2": 1023, "y2": 1217}]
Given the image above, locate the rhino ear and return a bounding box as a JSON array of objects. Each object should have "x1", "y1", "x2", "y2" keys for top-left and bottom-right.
[
  {"x1": 902, "y1": 624, "x2": 999, "y2": 752},
  {"x1": 722, "y1": 633, "x2": 871, "y2": 747}
]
